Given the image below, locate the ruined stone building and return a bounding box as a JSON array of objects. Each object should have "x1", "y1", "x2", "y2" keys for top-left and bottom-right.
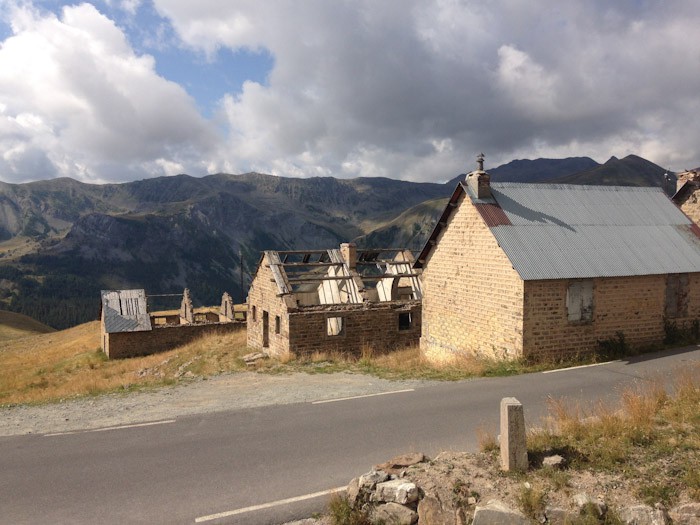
[
  {"x1": 247, "y1": 244, "x2": 422, "y2": 358},
  {"x1": 416, "y1": 160, "x2": 700, "y2": 363},
  {"x1": 100, "y1": 288, "x2": 243, "y2": 359},
  {"x1": 672, "y1": 168, "x2": 700, "y2": 224}
]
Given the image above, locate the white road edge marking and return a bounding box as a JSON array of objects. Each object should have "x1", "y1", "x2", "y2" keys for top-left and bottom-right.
[
  {"x1": 311, "y1": 388, "x2": 415, "y2": 405},
  {"x1": 44, "y1": 419, "x2": 176, "y2": 437},
  {"x1": 542, "y1": 360, "x2": 621, "y2": 374},
  {"x1": 194, "y1": 486, "x2": 346, "y2": 523}
]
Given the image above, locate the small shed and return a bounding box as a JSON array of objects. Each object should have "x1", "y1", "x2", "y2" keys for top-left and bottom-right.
[{"x1": 100, "y1": 289, "x2": 152, "y2": 358}]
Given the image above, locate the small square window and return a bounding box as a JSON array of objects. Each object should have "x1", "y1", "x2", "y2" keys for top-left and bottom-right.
[
  {"x1": 275, "y1": 315, "x2": 281, "y2": 334},
  {"x1": 398, "y1": 312, "x2": 412, "y2": 331},
  {"x1": 327, "y1": 317, "x2": 344, "y2": 336}
]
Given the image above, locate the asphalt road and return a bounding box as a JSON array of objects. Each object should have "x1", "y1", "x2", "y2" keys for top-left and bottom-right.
[{"x1": 1, "y1": 346, "x2": 698, "y2": 525}]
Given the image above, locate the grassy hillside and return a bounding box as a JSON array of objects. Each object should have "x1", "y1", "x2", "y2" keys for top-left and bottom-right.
[
  {"x1": 0, "y1": 310, "x2": 55, "y2": 341},
  {"x1": 0, "y1": 322, "x2": 249, "y2": 406}
]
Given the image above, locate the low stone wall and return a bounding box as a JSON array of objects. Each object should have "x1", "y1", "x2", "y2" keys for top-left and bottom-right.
[{"x1": 105, "y1": 322, "x2": 244, "y2": 359}]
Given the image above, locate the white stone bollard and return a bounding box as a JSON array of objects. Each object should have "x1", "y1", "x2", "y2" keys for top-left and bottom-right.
[{"x1": 500, "y1": 397, "x2": 528, "y2": 471}]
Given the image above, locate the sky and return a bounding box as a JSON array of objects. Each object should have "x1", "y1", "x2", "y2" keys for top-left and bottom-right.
[{"x1": 0, "y1": 0, "x2": 699, "y2": 184}]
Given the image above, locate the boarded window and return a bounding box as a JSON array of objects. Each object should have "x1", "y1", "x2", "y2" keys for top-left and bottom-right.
[
  {"x1": 567, "y1": 280, "x2": 593, "y2": 322},
  {"x1": 398, "y1": 312, "x2": 412, "y2": 331},
  {"x1": 666, "y1": 274, "x2": 689, "y2": 318},
  {"x1": 275, "y1": 315, "x2": 281, "y2": 334},
  {"x1": 327, "y1": 317, "x2": 344, "y2": 336}
]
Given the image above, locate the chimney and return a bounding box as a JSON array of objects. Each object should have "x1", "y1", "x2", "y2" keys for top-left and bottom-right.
[
  {"x1": 340, "y1": 242, "x2": 357, "y2": 270},
  {"x1": 466, "y1": 152, "x2": 491, "y2": 199}
]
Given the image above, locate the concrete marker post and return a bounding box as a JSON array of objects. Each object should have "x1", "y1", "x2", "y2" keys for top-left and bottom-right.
[{"x1": 500, "y1": 397, "x2": 528, "y2": 471}]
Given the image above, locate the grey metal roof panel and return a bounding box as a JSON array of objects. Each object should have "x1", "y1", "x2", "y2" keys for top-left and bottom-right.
[
  {"x1": 483, "y1": 183, "x2": 700, "y2": 280},
  {"x1": 491, "y1": 183, "x2": 690, "y2": 227},
  {"x1": 492, "y1": 224, "x2": 700, "y2": 280},
  {"x1": 101, "y1": 289, "x2": 151, "y2": 333}
]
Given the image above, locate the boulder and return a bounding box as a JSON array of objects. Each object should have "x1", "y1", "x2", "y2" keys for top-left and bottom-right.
[
  {"x1": 545, "y1": 506, "x2": 578, "y2": 525},
  {"x1": 372, "y1": 502, "x2": 418, "y2": 525},
  {"x1": 346, "y1": 477, "x2": 361, "y2": 506},
  {"x1": 619, "y1": 504, "x2": 669, "y2": 525},
  {"x1": 472, "y1": 499, "x2": 531, "y2": 525},
  {"x1": 358, "y1": 469, "x2": 389, "y2": 490},
  {"x1": 670, "y1": 503, "x2": 700, "y2": 525},
  {"x1": 418, "y1": 496, "x2": 465, "y2": 525},
  {"x1": 542, "y1": 455, "x2": 565, "y2": 468},
  {"x1": 372, "y1": 479, "x2": 419, "y2": 505},
  {"x1": 375, "y1": 453, "x2": 426, "y2": 475}
]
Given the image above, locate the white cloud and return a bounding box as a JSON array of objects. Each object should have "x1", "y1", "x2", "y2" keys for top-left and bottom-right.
[
  {"x1": 2, "y1": 1, "x2": 700, "y2": 184},
  {"x1": 0, "y1": 1, "x2": 217, "y2": 182},
  {"x1": 151, "y1": 0, "x2": 700, "y2": 179}
]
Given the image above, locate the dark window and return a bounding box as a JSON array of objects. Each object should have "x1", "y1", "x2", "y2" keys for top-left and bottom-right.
[
  {"x1": 398, "y1": 312, "x2": 412, "y2": 330},
  {"x1": 252, "y1": 305, "x2": 257, "y2": 322},
  {"x1": 275, "y1": 315, "x2": 281, "y2": 334}
]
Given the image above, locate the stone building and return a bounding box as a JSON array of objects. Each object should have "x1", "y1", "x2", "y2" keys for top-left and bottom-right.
[
  {"x1": 672, "y1": 168, "x2": 700, "y2": 225},
  {"x1": 416, "y1": 159, "x2": 700, "y2": 363},
  {"x1": 247, "y1": 244, "x2": 422, "y2": 359},
  {"x1": 100, "y1": 288, "x2": 243, "y2": 359}
]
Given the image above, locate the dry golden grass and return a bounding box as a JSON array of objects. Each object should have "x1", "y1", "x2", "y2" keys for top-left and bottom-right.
[
  {"x1": 527, "y1": 364, "x2": 700, "y2": 506},
  {"x1": 0, "y1": 323, "x2": 249, "y2": 406},
  {"x1": 259, "y1": 344, "x2": 519, "y2": 380},
  {"x1": 0, "y1": 310, "x2": 55, "y2": 342}
]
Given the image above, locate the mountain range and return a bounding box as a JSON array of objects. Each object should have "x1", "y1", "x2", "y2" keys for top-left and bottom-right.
[{"x1": 0, "y1": 154, "x2": 676, "y2": 328}]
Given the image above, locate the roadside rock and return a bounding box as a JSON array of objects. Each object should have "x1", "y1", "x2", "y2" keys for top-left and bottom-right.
[
  {"x1": 372, "y1": 479, "x2": 419, "y2": 505},
  {"x1": 373, "y1": 502, "x2": 418, "y2": 525},
  {"x1": 418, "y1": 496, "x2": 466, "y2": 525},
  {"x1": 376, "y1": 453, "x2": 426, "y2": 475},
  {"x1": 619, "y1": 504, "x2": 669, "y2": 525},
  {"x1": 545, "y1": 506, "x2": 578, "y2": 525},
  {"x1": 542, "y1": 454, "x2": 565, "y2": 468},
  {"x1": 670, "y1": 503, "x2": 700, "y2": 525},
  {"x1": 472, "y1": 499, "x2": 530, "y2": 525}
]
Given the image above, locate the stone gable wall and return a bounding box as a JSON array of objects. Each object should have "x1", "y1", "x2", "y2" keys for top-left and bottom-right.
[
  {"x1": 246, "y1": 254, "x2": 291, "y2": 358},
  {"x1": 420, "y1": 191, "x2": 525, "y2": 363},
  {"x1": 522, "y1": 273, "x2": 700, "y2": 359},
  {"x1": 678, "y1": 191, "x2": 700, "y2": 226}
]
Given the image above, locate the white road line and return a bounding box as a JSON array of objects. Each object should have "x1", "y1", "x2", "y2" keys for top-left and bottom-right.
[
  {"x1": 542, "y1": 360, "x2": 621, "y2": 374},
  {"x1": 194, "y1": 486, "x2": 346, "y2": 523},
  {"x1": 311, "y1": 388, "x2": 415, "y2": 405},
  {"x1": 44, "y1": 419, "x2": 176, "y2": 437}
]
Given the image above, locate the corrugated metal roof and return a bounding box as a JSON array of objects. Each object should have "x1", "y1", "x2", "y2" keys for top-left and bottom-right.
[
  {"x1": 101, "y1": 289, "x2": 152, "y2": 333},
  {"x1": 475, "y1": 203, "x2": 511, "y2": 227},
  {"x1": 488, "y1": 183, "x2": 700, "y2": 280}
]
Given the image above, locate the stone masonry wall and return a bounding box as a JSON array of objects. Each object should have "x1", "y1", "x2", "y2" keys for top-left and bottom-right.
[
  {"x1": 105, "y1": 322, "x2": 244, "y2": 359},
  {"x1": 246, "y1": 254, "x2": 291, "y2": 358},
  {"x1": 420, "y1": 191, "x2": 524, "y2": 363},
  {"x1": 522, "y1": 273, "x2": 700, "y2": 359},
  {"x1": 287, "y1": 302, "x2": 421, "y2": 357},
  {"x1": 678, "y1": 192, "x2": 700, "y2": 226}
]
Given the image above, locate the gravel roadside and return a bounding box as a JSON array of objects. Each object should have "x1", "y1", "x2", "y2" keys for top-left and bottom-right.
[{"x1": 0, "y1": 371, "x2": 440, "y2": 437}]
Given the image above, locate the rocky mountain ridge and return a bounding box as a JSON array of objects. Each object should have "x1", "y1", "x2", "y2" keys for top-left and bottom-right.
[{"x1": 0, "y1": 155, "x2": 674, "y2": 328}]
